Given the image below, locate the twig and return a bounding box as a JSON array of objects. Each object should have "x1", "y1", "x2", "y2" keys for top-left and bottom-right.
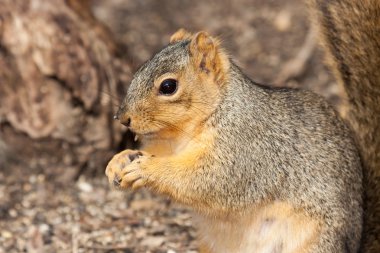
[
  {"x1": 274, "y1": 27, "x2": 317, "y2": 86},
  {"x1": 82, "y1": 245, "x2": 133, "y2": 252},
  {"x1": 72, "y1": 224, "x2": 80, "y2": 253}
]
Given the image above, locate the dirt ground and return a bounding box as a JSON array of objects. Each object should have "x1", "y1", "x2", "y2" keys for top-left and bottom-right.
[{"x1": 0, "y1": 0, "x2": 341, "y2": 252}]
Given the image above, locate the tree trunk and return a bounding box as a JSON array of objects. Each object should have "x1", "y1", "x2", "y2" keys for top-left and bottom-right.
[{"x1": 0, "y1": 0, "x2": 132, "y2": 180}]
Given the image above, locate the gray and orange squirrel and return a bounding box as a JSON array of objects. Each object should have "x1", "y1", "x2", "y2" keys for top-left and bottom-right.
[{"x1": 105, "y1": 0, "x2": 380, "y2": 252}]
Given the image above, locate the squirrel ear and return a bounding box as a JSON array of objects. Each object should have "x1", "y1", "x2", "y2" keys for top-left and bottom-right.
[
  {"x1": 170, "y1": 28, "x2": 192, "y2": 43},
  {"x1": 190, "y1": 32, "x2": 229, "y2": 82},
  {"x1": 190, "y1": 32, "x2": 216, "y2": 74},
  {"x1": 190, "y1": 32, "x2": 215, "y2": 54}
]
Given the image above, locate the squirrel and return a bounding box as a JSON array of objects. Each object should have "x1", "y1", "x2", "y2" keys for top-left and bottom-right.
[{"x1": 105, "y1": 0, "x2": 379, "y2": 252}]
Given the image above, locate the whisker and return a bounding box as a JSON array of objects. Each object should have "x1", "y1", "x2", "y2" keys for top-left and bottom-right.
[
  {"x1": 154, "y1": 119, "x2": 213, "y2": 150},
  {"x1": 101, "y1": 90, "x2": 123, "y2": 103},
  {"x1": 155, "y1": 120, "x2": 196, "y2": 149}
]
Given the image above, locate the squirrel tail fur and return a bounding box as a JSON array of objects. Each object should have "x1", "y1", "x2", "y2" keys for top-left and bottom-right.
[{"x1": 308, "y1": 0, "x2": 380, "y2": 252}]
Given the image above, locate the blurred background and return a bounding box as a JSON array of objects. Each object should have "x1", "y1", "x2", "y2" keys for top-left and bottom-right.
[{"x1": 0, "y1": 0, "x2": 342, "y2": 252}]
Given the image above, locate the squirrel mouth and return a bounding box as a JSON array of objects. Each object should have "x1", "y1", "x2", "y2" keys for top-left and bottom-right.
[{"x1": 133, "y1": 131, "x2": 158, "y2": 142}]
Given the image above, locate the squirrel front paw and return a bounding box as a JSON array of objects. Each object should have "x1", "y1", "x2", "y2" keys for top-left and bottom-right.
[{"x1": 105, "y1": 149, "x2": 151, "y2": 190}]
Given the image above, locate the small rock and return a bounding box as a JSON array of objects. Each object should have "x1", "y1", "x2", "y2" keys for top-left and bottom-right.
[
  {"x1": 77, "y1": 179, "x2": 93, "y2": 193},
  {"x1": 8, "y1": 209, "x2": 17, "y2": 218},
  {"x1": 1, "y1": 230, "x2": 12, "y2": 239},
  {"x1": 130, "y1": 199, "x2": 156, "y2": 210},
  {"x1": 39, "y1": 223, "x2": 50, "y2": 234},
  {"x1": 140, "y1": 236, "x2": 166, "y2": 247},
  {"x1": 29, "y1": 175, "x2": 38, "y2": 184},
  {"x1": 274, "y1": 10, "x2": 292, "y2": 32}
]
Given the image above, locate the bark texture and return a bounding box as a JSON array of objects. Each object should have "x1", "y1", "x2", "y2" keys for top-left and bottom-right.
[{"x1": 0, "y1": 0, "x2": 131, "y2": 179}]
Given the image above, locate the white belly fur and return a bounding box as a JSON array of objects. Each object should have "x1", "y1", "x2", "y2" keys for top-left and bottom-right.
[{"x1": 195, "y1": 201, "x2": 320, "y2": 253}]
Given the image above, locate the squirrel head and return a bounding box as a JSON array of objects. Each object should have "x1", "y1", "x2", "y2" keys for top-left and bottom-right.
[{"x1": 116, "y1": 29, "x2": 230, "y2": 142}]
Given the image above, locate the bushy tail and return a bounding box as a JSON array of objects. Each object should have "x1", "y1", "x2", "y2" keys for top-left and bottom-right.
[{"x1": 308, "y1": 0, "x2": 380, "y2": 252}]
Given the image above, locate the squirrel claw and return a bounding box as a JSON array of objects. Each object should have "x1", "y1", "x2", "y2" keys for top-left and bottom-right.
[
  {"x1": 128, "y1": 151, "x2": 143, "y2": 162},
  {"x1": 120, "y1": 156, "x2": 149, "y2": 189},
  {"x1": 106, "y1": 149, "x2": 151, "y2": 190},
  {"x1": 113, "y1": 174, "x2": 122, "y2": 187}
]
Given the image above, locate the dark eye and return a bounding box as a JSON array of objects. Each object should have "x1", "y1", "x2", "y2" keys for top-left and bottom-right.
[{"x1": 159, "y1": 79, "x2": 177, "y2": 95}]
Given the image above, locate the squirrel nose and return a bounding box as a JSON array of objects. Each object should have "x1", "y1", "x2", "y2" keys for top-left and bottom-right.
[{"x1": 121, "y1": 117, "x2": 131, "y2": 128}]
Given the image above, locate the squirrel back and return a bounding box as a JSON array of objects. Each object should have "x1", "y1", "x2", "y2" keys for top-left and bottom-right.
[{"x1": 308, "y1": 0, "x2": 380, "y2": 252}]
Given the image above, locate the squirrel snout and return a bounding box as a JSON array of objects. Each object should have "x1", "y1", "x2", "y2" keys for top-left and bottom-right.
[
  {"x1": 120, "y1": 117, "x2": 131, "y2": 128},
  {"x1": 115, "y1": 107, "x2": 131, "y2": 127}
]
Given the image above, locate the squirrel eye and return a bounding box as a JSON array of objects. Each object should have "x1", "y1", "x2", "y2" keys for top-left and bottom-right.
[{"x1": 159, "y1": 79, "x2": 178, "y2": 95}]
